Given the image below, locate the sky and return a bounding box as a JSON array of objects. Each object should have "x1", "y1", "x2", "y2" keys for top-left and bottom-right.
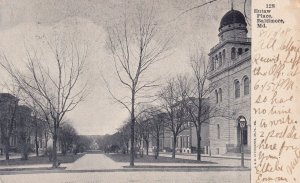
[{"x1": 0, "y1": 0, "x2": 251, "y2": 135}]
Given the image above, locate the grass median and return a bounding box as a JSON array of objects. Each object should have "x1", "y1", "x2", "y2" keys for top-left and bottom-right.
[
  {"x1": 0, "y1": 153, "x2": 85, "y2": 166},
  {"x1": 105, "y1": 153, "x2": 215, "y2": 164}
]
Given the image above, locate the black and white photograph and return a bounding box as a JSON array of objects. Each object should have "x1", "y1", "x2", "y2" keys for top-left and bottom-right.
[{"x1": 0, "y1": 0, "x2": 251, "y2": 182}]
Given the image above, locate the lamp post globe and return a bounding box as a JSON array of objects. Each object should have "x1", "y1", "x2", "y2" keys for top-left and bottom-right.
[{"x1": 238, "y1": 116, "x2": 247, "y2": 168}]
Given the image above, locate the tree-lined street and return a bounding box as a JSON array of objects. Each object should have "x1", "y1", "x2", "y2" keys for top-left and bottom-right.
[{"x1": 0, "y1": 153, "x2": 250, "y2": 183}]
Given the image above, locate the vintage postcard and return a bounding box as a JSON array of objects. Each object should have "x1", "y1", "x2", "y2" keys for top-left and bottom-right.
[{"x1": 0, "y1": 0, "x2": 298, "y2": 182}]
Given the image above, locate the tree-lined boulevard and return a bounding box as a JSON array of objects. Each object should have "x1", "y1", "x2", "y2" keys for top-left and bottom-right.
[
  {"x1": 0, "y1": 152, "x2": 250, "y2": 183},
  {"x1": 0, "y1": 0, "x2": 251, "y2": 182}
]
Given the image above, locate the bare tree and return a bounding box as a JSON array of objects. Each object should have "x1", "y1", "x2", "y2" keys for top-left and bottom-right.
[
  {"x1": 0, "y1": 35, "x2": 88, "y2": 167},
  {"x1": 136, "y1": 113, "x2": 152, "y2": 156},
  {"x1": 41, "y1": 119, "x2": 50, "y2": 155},
  {"x1": 187, "y1": 49, "x2": 210, "y2": 161},
  {"x1": 149, "y1": 109, "x2": 166, "y2": 159},
  {"x1": 187, "y1": 48, "x2": 235, "y2": 161},
  {"x1": 135, "y1": 104, "x2": 158, "y2": 156},
  {"x1": 0, "y1": 93, "x2": 18, "y2": 160},
  {"x1": 15, "y1": 105, "x2": 32, "y2": 160},
  {"x1": 24, "y1": 97, "x2": 52, "y2": 157},
  {"x1": 159, "y1": 76, "x2": 190, "y2": 158},
  {"x1": 58, "y1": 122, "x2": 78, "y2": 155},
  {"x1": 105, "y1": 4, "x2": 170, "y2": 166},
  {"x1": 134, "y1": 120, "x2": 144, "y2": 157},
  {"x1": 117, "y1": 120, "x2": 131, "y2": 154}
]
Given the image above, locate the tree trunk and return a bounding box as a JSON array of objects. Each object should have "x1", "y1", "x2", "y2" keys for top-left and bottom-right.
[
  {"x1": 62, "y1": 144, "x2": 67, "y2": 155},
  {"x1": 145, "y1": 140, "x2": 149, "y2": 155},
  {"x1": 44, "y1": 138, "x2": 48, "y2": 155},
  {"x1": 130, "y1": 92, "x2": 135, "y2": 167},
  {"x1": 172, "y1": 135, "x2": 176, "y2": 159},
  {"x1": 52, "y1": 132, "x2": 58, "y2": 168},
  {"x1": 35, "y1": 129, "x2": 39, "y2": 157},
  {"x1": 130, "y1": 119, "x2": 135, "y2": 166},
  {"x1": 155, "y1": 134, "x2": 160, "y2": 159},
  {"x1": 196, "y1": 128, "x2": 202, "y2": 161},
  {"x1": 21, "y1": 142, "x2": 28, "y2": 160},
  {"x1": 5, "y1": 140, "x2": 10, "y2": 160},
  {"x1": 139, "y1": 139, "x2": 143, "y2": 157}
]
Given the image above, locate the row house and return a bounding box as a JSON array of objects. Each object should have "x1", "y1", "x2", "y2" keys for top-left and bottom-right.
[{"x1": 0, "y1": 93, "x2": 47, "y2": 155}]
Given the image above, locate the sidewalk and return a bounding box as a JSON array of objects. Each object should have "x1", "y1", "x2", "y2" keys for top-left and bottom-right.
[
  {"x1": 152, "y1": 152, "x2": 251, "y2": 167},
  {"x1": 0, "y1": 164, "x2": 53, "y2": 171},
  {"x1": 158, "y1": 152, "x2": 251, "y2": 160}
]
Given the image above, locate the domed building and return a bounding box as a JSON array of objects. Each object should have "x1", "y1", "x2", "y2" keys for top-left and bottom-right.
[{"x1": 208, "y1": 8, "x2": 251, "y2": 155}]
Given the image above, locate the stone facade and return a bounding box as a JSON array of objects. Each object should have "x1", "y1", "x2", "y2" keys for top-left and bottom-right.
[{"x1": 208, "y1": 9, "x2": 251, "y2": 155}]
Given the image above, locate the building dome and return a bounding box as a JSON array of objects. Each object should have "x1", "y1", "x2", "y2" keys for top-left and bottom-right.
[{"x1": 219, "y1": 9, "x2": 246, "y2": 30}]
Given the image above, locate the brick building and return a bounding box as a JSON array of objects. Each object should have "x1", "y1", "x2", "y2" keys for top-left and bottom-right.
[
  {"x1": 207, "y1": 8, "x2": 251, "y2": 155},
  {"x1": 0, "y1": 93, "x2": 47, "y2": 155},
  {"x1": 0, "y1": 93, "x2": 19, "y2": 154}
]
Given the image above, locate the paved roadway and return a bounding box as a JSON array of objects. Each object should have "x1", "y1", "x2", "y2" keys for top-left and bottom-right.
[
  {"x1": 0, "y1": 171, "x2": 250, "y2": 183},
  {"x1": 0, "y1": 153, "x2": 250, "y2": 183},
  {"x1": 66, "y1": 154, "x2": 126, "y2": 170}
]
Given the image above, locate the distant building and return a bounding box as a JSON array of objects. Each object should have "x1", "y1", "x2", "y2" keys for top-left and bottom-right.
[{"x1": 207, "y1": 8, "x2": 251, "y2": 155}]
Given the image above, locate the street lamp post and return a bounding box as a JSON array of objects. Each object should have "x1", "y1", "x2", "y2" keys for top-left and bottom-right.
[{"x1": 238, "y1": 116, "x2": 247, "y2": 168}]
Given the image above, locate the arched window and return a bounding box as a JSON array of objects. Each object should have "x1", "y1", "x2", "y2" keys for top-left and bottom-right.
[
  {"x1": 222, "y1": 49, "x2": 226, "y2": 62},
  {"x1": 234, "y1": 80, "x2": 240, "y2": 98},
  {"x1": 218, "y1": 52, "x2": 222, "y2": 67},
  {"x1": 217, "y1": 124, "x2": 220, "y2": 139},
  {"x1": 231, "y1": 47, "x2": 236, "y2": 59},
  {"x1": 215, "y1": 90, "x2": 218, "y2": 103},
  {"x1": 244, "y1": 76, "x2": 250, "y2": 95},
  {"x1": 215, "y1": 55, "x2": 218, "y2": 68},
  {"x1": 218, "y1": 88, "x2": 222, "y2": 102},
  {"x1": 211, "y1": 57, "x2": 214, "y2": 71},
  {"x1": 238, "y1": 48, "x2": 243, "y2": 55}
]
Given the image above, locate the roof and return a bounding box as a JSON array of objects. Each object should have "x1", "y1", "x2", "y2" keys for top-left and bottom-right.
[{"x1": 219, "y1": 9, "x2": 247, "y2": 30}]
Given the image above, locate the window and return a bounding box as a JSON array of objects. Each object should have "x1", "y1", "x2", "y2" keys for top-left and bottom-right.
[
  {"x1": 231, "y1": 47, "x2": 236, "y2": 59},
  {"x1": 234, "y1": 80, "x2": 240, "y2": 98},
  {"x1": 244, "y1": 76, "x2": 250, "y2": 95},
  {"x1": 215, "y1": 90, "x2": 218, "y2": 103},
  {"x1": 215, "y1": 55, "x2": 218, "y2": 68},
  {"x1": 218, "y1": 88, "x2": 222, "y2": 102},
  {"x1": 211, "y1": 58, "x2": 214, "y2": 71},
  {"x1": 238, "y1": 48, "x2": 243, "y2": 55},
  {"x1": 217, "y1": 124, "x2": 220, "y2": 139},
  {"x1": 218, "y1": 52, "x2": 222, "y2": 67},
  {"x1": 180, "y1": 136, "x2": 183, "y2": 148},
  {"x1": 245, "y1": 48, "x2": 249, "y2": 52}
]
